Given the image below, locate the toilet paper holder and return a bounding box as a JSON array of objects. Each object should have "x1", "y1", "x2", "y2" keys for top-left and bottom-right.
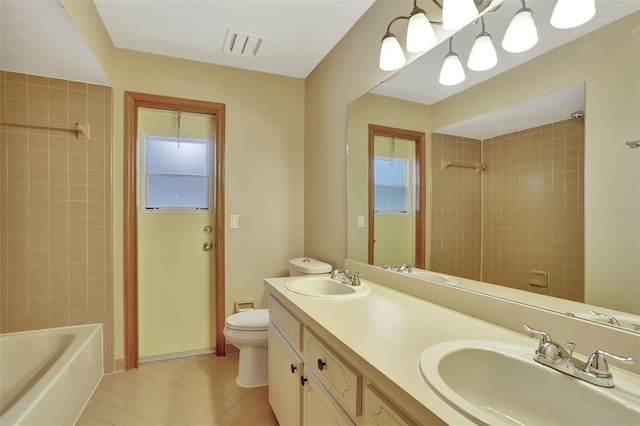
[{"x1": 234, "y1": 299, "x2": 255, "y2": 312}]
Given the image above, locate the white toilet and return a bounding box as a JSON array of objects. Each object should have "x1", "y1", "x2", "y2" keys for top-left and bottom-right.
[
  {"x1": 224, "y1": 257, "x2": 331, "y2": 388},
  {"x1": 224, "y1": 308, "x2": 269, "y2": 388},
  {"x1": 288, "y1": 257, "x2": 332, "y2": 277}
]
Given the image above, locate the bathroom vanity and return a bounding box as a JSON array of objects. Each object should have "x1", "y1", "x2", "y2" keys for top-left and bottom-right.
[{"x1": 264, "y1": 275, "x2": 640, "y2": 425}]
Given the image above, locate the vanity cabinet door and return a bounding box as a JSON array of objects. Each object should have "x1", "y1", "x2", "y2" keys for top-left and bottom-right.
[
  {"x1": 268, "y1": 325, "x2": 303, "y2": 426},
  {"x1": 363, "y1": 385, "x2": 415, "y2": 426},
  {"x1": 303, "y1": 371, "x2": 354, "y2": 426}
]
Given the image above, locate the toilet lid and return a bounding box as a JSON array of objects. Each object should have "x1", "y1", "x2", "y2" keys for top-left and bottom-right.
[{"x1": 225, "y1": 309, "x2": 269, "y2": 331}]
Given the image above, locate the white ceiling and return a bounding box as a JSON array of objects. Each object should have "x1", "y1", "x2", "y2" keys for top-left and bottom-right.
[
  {"x1": 0, "y1": 0, "x2": 374, "y2": 84},
  {"x1": 0, "y1": 0, "x2": 111, "y2": 85},
  {"x1": 437, "y1": 82, "x2": 585, "y2": 139}
]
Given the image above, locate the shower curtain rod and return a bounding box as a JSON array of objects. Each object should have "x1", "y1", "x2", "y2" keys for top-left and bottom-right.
[
  {"x1": 0, "y1": 118, "x2": 90, "y2": 139},
  {"x1": 441, "y1": 158, "x2": 486, "y2": 173}
]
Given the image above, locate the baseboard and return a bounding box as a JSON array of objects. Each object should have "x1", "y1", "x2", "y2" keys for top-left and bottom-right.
[
  {"x1": 226, "y1": 343, "x2": 239, "y2": 355},
  {"x1": 139, "y1": 348, "x2": 215, "y2": 363}
]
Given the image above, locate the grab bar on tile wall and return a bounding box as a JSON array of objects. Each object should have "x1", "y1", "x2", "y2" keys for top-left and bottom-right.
[
  {"x1": 625, "y1": 139, "x2": 640, "y2": 148},
  {"x1": 441, "y1": 158, "x2": 486, "y2": 173},
  {"x1": 0, "y1": 118, "x2": 90, "y2": 139}
]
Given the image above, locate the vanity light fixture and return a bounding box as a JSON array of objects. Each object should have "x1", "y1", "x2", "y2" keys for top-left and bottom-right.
[
  {"x1": 502, "y1": 0, "x2": 538, "y2": 53},
  {"x1": 467, "y1": 17, "x2": 497, "y2": 71},
  {"x1": 439, "y1": 38, "x2": 466, "y2": 86},
  {"x1": 379, "y1": 30, "x2": 408, "y2": 71},
  {"x1": 550, "y1": 0, "x2": 596, "y2": 29},
  {"x1": 407, "y1": 4, "x2": 438, "y2": 53},
  {"x1": 379, "y1": 0, "x2": 496, "y2": 72},
  {"x1": 378, "y1": 0, "x2": 437, "y2": 71}
]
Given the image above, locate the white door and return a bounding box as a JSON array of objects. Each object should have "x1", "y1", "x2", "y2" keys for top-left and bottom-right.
[{"x1": 137, "y1": 108, "x2": 216, "y2": 359}]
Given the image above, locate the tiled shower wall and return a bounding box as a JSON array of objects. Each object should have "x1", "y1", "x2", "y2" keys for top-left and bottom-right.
[
  {"x1": 431, "y1": 117, "x2": 585, "y2": 302},
  {"x1": 482, "y1": 118, "x2": 585, "y2": 301},
  {"x1": 430, "y1": 133, "x2": 482, "y2": 280},
  {"x1": 0, "y1": 71, "x2": 115, "y2": 372}
]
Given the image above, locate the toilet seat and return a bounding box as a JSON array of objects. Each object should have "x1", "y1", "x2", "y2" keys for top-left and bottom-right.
[{"x1": 225, "y1": 309, "x2": 269, "y2": 331}]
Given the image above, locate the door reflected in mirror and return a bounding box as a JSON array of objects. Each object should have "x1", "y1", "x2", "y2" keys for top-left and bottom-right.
[{"x1": 368, "y1": 125, "x2": 426, "y2": 269}]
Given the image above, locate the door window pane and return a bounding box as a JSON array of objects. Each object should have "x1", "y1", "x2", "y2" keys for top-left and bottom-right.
[
  {"x1": 374, "y1": 157, "x2": 408, "y2": 215},
  {"x1": 143, "y1": 136, "x2": 212, "y2": 211}
]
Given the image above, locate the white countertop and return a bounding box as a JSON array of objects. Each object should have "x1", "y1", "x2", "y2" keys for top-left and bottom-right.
[{"x1": 265, "y1": 276, "x2": 543, "y2": 424}]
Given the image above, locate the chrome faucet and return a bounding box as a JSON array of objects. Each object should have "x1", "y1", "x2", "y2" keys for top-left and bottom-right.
[
  {"x1": 524, "y1": 324, "x2": 635, "y2": 388},
  {"x1": 381, "y1": 263, "x2": 413, "y2": 273},
  {"x1": 396, "y1": 264, "x2": 413, "y2": 273},
  {"x1": 589, "y1": 310, "x2": 621, "y2": 326},
  {"x1": 330, "y1": 268, "x2": 362, "y2": 286}
]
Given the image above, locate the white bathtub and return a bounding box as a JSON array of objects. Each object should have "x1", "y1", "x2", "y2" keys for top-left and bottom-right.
[{"x1": 0, "y1": 324, "x2": 103, "y2": 426}]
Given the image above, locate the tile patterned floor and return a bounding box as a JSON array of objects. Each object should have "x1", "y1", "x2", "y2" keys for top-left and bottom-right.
[{"x1": 77, "y1": 354, "x2": 277, "y2": 426}]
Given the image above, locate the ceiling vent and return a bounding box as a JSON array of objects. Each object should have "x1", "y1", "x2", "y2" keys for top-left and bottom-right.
[{"x1": 223, "y1": 29, "x2": 266, "y2": 58}]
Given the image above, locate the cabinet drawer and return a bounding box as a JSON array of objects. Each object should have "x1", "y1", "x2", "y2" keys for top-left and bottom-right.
[
  {"x1": 363, "y1": 385, "x2": 415, "y2": 426},
  {"x1": 269, "y1": 296, "x2": 302, "y2": 351},
  {"x1": 304, "y1": 329, "x2": 362, "y2": 418}
]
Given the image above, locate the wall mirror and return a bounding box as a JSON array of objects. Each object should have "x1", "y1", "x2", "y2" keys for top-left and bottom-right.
[{"x1": 347, "y1": 0, "x2": 640, "y2": 331}]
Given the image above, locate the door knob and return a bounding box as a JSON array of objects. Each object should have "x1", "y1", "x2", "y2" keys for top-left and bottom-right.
[{"x1": 203, "y1": 241, "x2": 213, "y2": 250}]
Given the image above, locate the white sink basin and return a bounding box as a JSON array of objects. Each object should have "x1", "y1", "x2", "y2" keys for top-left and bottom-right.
[
  {"x1": 407, "y1": 269, "x2": 457, "y2": 284},
  {"x1": 285, "y1": 277, "x2": 371, "y2": 298},
  {"x1": 419, "y1": 340, "x2": 640, "y2": 425}
]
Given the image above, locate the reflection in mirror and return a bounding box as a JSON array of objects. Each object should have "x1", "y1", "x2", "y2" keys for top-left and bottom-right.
[
  {"x1": 347, "y1": 3, "x2": 640, "y2": 329},
  {"x1": 430, "y1": 84, "x2": 585, "y2": 303},
  {"x1": 368, "y1": 125, "x2": 426, "y2": 269}
]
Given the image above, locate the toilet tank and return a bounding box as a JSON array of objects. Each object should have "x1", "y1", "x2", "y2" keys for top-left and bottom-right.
[{"x1": 288, "y1": 258, "x2": 332, "y2": 276}]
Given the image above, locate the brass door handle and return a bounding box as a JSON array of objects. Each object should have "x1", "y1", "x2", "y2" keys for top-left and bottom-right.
[{"x1": 203, "y1": 241, "x2": 213, "y2": 250}]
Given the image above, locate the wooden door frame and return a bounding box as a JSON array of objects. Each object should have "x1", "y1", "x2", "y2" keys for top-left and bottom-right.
[
  {"x1": 368, "y1": 124, "x2": 426, "y2": 269},
  {"x1": 124, "y1": 92, "x2": 226, "y2": 370}
]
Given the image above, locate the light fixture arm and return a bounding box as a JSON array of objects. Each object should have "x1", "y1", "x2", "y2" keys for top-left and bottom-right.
[
  {"x1": 518, "y1": 0, "x2": 532, "y2": 14},
  {"x1": 478, "y1": 16, "x2": 489, "y2": 37},
  {"x1": 381, "y1": 0, "x2": 442, "y2": 39},
  {"x1": 446, "y1": 37, "x2": 454, "y2": 56},
  {"x1": 383, "y1": 15, "x2": 410, "y2": 39}
]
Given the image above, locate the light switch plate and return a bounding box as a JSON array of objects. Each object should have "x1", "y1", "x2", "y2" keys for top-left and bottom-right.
[
  {"x1": 358, "y1": 215, "x2": 365, "y2": 228},
  {"x1": 230, "y1": 214, "x2": 239, "y2": 228}
]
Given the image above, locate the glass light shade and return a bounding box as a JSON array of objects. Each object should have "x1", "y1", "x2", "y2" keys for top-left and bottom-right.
[
  {"x1": 467, "y1": 34, "x2": 497, "y2": 71},
  {"x1": 443, "y1": 0, "x2": 479, "y2": 30},
  {"x1": 439, "y1": 53, "x2": 466, "y2": 86},
  {"x1": 406, "y1": 12, "x2": 437, "y2": 53},
  {"x1": 379, "y1": 34, "x2": 406, "y2": 71},
  {"x1": 550, "y1": 0, "x2": 595, "y2": 29},
  {"x1": 502, "y1": 9, "x2": 538, "y2": 53}
]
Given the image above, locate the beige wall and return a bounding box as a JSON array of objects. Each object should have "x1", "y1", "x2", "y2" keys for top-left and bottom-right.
[
  {"x1": 346, "y1": 93, "x2": 431, "y2": 265},
  {"x1": 0, "y1": 71, "x2": 115, "y2": 372},
  {"x1": 430, "y1": 133, "x2": 482, "y2": 280},
  {"x1": 305, "y1": 1, "x2": 434, "y2": 269},
  {"x1": 112, "y1": 49, "x2": 305, "y2": 362}
]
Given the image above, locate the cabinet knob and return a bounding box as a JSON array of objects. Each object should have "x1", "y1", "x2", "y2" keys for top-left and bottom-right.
[
  {"x1": 300, "y1": 376, "x2": 308, "y2": 386},
  {"x1": 290, "y1": 363, "x2": 297, "y2": 374},
  {"x1": 317, "y1": 358, "x2": 326, "y2": 371}
]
